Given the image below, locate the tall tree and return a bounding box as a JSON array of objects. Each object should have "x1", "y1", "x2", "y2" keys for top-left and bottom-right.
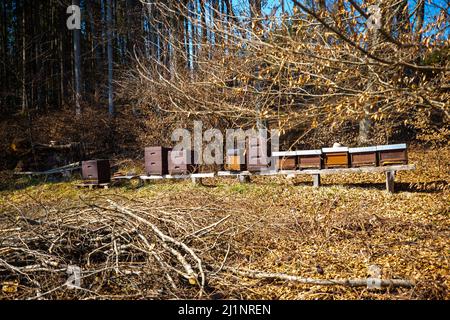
[
  {"x1": 106, "y1": 0, "x2": 114, "y2": 116},
  {"x1": 21, "y1": 0, "x2": 27, "y2": 114},
  {"x1": 72, "y1": 0, "x2": 82, "y2": 115}
]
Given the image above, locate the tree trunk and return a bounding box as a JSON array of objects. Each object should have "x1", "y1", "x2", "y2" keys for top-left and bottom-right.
[
  {"x1": 86, "y1": 0, "x2": 102, "y2": 101},
  {"x1": 72, "y1": 0, "x2": 82, "y2": 116},
  {"x1": 21, "y1": 1, "x2": 27, "y2": 115},
  {"x1": 358, "y1": 29, "x2": 379, "y2": 145},
  {"x1": 106, "y1": 0, "x2": 114, "y2": 116},
  {"x1": 416, "y1": 0, "x2": 425, "y2": 42}
]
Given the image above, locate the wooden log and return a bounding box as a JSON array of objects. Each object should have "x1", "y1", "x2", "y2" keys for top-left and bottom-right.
[{"x1": 223, "y1": 267, "x2": 414, "y2": 288}]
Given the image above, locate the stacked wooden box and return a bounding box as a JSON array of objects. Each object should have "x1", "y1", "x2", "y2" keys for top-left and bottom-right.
[
  {"x1": 145, "y1": 147, "x2": 172, "y2": 175},
  {"x1": 82, "y1": 160, "x2": 111, "y2": 184},
  {"x1": 246, "y1": 137, "x2": 271, "y2": 172},
  {"x1": 168, "y1": 150, "x2": 198, "y2": 175}
]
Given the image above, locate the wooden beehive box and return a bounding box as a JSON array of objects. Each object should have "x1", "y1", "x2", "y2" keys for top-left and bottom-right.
[
  {"x1": 246, "y1": 136, "x2": 271, "y2": 171},
  {"x1": 224, "y1": 149, "x2": 246, "y2": 171},
  {"x1": 145, "y1": 146, "x2": 172, "y2": 175},
  {"x1": 168, "y1": 150, "x2": 198, "y2": 175},
  {"x1": 322, "y1": 147, "x2": 349, "y2": 168},
  {"x1": 349, "y1": 146, "x2": 377, "y2": 167},
  {"x1": 272, "y1": 151, "x2": 298, "y2": 170},
  {"x1": 376, "y1": 144, "x2": 408, "y2": 166},
  {"x1": 297, "y1": 150, "x2": 322, "y2": 169},
  {"x1": 82, "y1": 159, "x2": 111, "y2": 184}
]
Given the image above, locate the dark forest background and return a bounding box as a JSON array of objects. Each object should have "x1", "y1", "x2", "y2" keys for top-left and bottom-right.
[{"x1": 0, "y1": 0, "x2": 448, "y2": 171}]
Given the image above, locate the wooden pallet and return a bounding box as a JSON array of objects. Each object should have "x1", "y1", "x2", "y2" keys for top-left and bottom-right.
[{"x1": 75, "y1": 183, "x2": 110, "y2": 190}]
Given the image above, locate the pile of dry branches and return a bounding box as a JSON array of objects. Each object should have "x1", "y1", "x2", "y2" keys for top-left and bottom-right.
[
  {"x1": 0, "y1": 187, "x2": 430, "y2": 300},
  {"x1": 0, "y1": 195, "x2": 235, "y2": 299}
]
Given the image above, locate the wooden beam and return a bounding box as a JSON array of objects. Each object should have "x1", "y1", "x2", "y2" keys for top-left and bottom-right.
[
  {"x1": 270, "y1": 164, "x2": 415, "y2": 176},
  {"x1": 239, "y1": 175, "x2": 251, "y2": 183},
  {"x1": 313, "y1": 174, "x2": 321, "y2": 188},
  {"x1": 385, "y1": 171, "x2": 395, "y2": 193}
]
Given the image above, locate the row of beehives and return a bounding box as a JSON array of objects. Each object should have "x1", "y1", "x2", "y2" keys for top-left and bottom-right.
[
  {"x1": 80, "y1": 141, "x2": 408, "y2": 184},
  {"x1": 272, "y1": 144, "x2": 408, "y2": 171}
]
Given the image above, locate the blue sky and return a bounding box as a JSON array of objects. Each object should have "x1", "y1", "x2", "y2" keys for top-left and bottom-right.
[{"x1": 230, "y1": 0, "x2": 449, "y2": 38}]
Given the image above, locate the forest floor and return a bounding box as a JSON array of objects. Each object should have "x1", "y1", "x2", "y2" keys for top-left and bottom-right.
[{"x1": 0, "y1": 148, "x2": 448, "y2": 300}]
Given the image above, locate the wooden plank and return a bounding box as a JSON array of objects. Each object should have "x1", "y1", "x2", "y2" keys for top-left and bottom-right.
[
  {"x1": 218, "y1": 171, "x2": 252, "y2": 176},
  {"x1": 139, "y1": 175, "x2": 164, "y2": 180},
  {"x1": 112, "y1": 175, "x2": 140, "y2": 180},
  {"x1": 385, "y1": 171, "x2": 395, "y2": 193},
  {"x1": 284, "y1": 164, "x2": 415, "y2": 175},
  {"x1": 140, "y1": 173, "x2": 215, "y2": 180},
  {"x1": 220, "y1": 165, "x2": 414, "y2": 177},
  {"x1": 191, "y1": 173, "x2": 215, "y2": 178},
  {"x1": 75, "y1": 183, "x2": 110, "y2": 190}
]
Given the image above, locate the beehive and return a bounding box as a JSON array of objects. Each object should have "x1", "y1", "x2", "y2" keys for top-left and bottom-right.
[
  {"x1": 376, "y1": 144, "x2": 408, "y2": 166},
  {"x1": 349, "y1": 146, "x2": 377, "y2": 167},
  {"x1": 272, "y1": 151, "x2": 298, "y2": 170},
  {"x1": 224, "y1": 149, "x2": 246, "y2": 171},
  {"x1": 82, "y1": 160, "x2": 111, "y2": 184},
  {"x1": 297, "y1": 150, "x2": 322, "y2": 169},
  {"x1": 168, "y1": 150, "x2": 198, "y2": 175},
  {"x1": 145, "y1": 146, "x2": 172, "y2": 175},
  {"x1": 322, "y1": 147, "x2": 349, "y2": 168},
  {"x1": 246, "y1": 136, "x2": 271, "y2": 172}
]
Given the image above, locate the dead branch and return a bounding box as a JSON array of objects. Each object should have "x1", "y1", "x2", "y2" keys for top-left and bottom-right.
[{"x1": 222, "y1": 266, "x2": 415, "y2": 288}]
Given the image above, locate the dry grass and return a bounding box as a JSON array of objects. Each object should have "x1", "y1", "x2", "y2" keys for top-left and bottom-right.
[{"x1": 0, "y1": 148, "x2": 448, "y2": 300}]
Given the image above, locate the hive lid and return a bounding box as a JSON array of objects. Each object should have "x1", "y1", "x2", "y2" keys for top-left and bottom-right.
[
  {"x1": 322, "y1": 147, "x2": 349, "y2": 153},
  {"x1": 272, "y1": 151, "x2": 299, "y2": 157},
  {"x1": 349, "y1": 146, "x2": 377, "y2": 153},
  {"x1": 273, "y1": 150, "x2": 322, "y2": 157},
  {"x1": 376, "y1": 143, "x2": 407, "y2": 151},
  {"x1": 226, "y1": 149, "x2": 244, "y2": 155},
  {"x1": 295, "y1": 150, "x2": 322, "y2": 156}
]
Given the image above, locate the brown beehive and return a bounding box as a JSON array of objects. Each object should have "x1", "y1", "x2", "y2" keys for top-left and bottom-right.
[
  {"x1": 376, "y1": 144, "x2": 408, "y2": 166},
  {"x1": 246, "y1": 136, "x2": 270, "y2": 172},
  {"x1": 224, "y1": 149, "x2": 246, "y2": 171},
  {"x1": 297, "y1": 150, "x2": 322, "y2": 169},
  {"x1": 349, "y1": 146, "x2": 377, "y2": 167},
  {"x1": 168, "y1": 150, "x2": 198, "y2": 175},
  {"x1": 145, "y1": 146, "x2": 172, "y2": 175},
  {"x1": 322, "y1": 147, "x2": 349, "y2": 168},
  {"x1": 272, "y1": 151, "x2": 298, "y2": 170},
  {"x1": 82, "y1": 159, "x2": 111, "y2": 184}
]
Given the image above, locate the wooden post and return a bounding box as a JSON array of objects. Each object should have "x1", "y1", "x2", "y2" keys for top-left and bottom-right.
[
  {"x1": 239, "y1": 175, "x2": 251, "y2": 183},
  {"x1": 191, "y1": 177, "x2": 202, "y2": 185},
  {"x1": 313, "y1": 174, "x2": 321, "y2": 188},
  {"x1": 385, "y1": 171, "x2": 395, "y2": 193}
]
